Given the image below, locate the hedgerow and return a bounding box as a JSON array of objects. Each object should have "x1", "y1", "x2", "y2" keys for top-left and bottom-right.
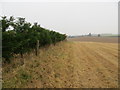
[{"x1": 1, "y1": 16, "x2": 67, "y2": 63}]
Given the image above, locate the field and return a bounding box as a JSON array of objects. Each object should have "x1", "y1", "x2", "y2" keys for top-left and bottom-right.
[
  {"x1": 67, "y1": 36, "x2": 118, "y2": 43},
  {"x1": 2, "y1": 37, "x2": 119, "y2": 88}
]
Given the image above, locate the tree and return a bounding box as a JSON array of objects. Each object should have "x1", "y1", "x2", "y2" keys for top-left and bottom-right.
[
  {"x1": 1, "y1": 16, "x2": 9, "y2": 32},
  {"x1": 88, "y1": 33, "x2": 91, "y2": 36},
  {"x1": 1, "y1": 16, "x2": 67, "y2": 62},
  {"x1": 98, "y1": 34, "x2": 100, "y2": 37},
  {"x1": 2, "y1": 31, "x2": 16, "y2": 63}
]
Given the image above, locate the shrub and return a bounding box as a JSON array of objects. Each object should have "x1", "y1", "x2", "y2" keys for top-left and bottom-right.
[{"x1": 1, "y1": 16, "x2": 67, "y2": 62}]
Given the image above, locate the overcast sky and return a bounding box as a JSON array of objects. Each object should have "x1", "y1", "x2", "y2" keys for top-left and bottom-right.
[{"x1": 0, "y1": 0, "x2": 119, "y2": 35}]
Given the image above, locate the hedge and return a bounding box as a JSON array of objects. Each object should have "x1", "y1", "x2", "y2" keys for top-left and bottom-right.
[{"x1": 1, "y1": 16, "x2": 66, "y2": 63}]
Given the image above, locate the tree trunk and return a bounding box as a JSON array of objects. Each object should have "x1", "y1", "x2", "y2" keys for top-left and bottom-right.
[
  {"x1": 35, "y1": 40, "x2": 39, "y2": 56},
  {"x1": 20, "y1": 51, "x2": 24, "y2": 65},
  {"x1": 20, "y1": 52, "x2": 23, "y2": 58}
]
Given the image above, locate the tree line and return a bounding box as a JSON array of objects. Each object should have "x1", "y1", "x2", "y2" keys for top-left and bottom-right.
[{"x1": 1, "y1": 16, "x2": 67, "y2": 63}]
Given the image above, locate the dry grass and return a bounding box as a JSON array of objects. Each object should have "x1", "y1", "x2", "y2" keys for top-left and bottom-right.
[{"x1": 2, "y1": 40, "x2": 118, "y2": 88}]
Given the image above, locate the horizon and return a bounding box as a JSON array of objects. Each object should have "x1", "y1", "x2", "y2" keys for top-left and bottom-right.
[
  {"x1": 67, "y1": 33, "x2": 119, "y2": 36},
  {"x1": 0, "y1": 1, "x2": 118, "y2": 36}
]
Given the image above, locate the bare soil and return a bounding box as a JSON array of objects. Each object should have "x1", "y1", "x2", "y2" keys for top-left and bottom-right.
[{"x1": 67, "y1": 36, "x2": 118, "y2": 43}]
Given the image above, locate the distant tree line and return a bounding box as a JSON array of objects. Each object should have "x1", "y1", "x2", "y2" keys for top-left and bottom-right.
[{"x1": 1, "y1": 16, "x2": 67, "y2": 63}]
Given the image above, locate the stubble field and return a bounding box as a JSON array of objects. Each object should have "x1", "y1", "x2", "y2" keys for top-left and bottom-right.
[{"x1": 3, "y1": 37, "x2": 119, "y2": 88}]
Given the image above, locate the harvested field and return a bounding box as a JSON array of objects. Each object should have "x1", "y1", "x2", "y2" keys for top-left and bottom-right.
[
  {"x1": 69, "y1": 41, "x2": 118, "y2": 88},
  {"x1": 67, "y1": 36, "x2": 119, "y2": 43},
  {"x1": 3, "y1": 41, "x2": 118, "y2": 88}
]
